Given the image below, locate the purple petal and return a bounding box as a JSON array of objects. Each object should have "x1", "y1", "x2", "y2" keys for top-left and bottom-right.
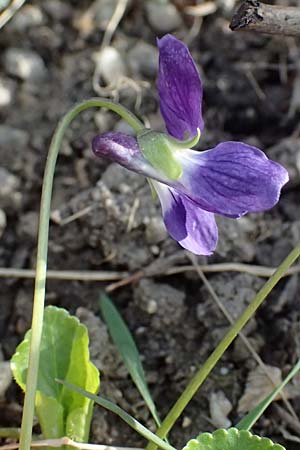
[
  {"x1": 154, "y1": 182, "x2": 218, "y2": 255},
  {"x1": 157, "y1": 34, "x2": 203, "y2": 141},
  {"x1": 92, "y1": 132, "x2": 170, "y2": 182},
  {"x1": 92, "y1": 132, "x2": 141, "y2": 165},
  {"x1": 175, "y1": 142, "x2": 289, "y2": 217}
]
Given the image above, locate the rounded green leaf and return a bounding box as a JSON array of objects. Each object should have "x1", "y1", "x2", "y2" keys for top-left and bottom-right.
[
  {"x1": 183, "y1": 428, "x2": 285, "y2": 450},
  {"x1": 11, "y1": 306, "x2": 100, "y2": 442}
]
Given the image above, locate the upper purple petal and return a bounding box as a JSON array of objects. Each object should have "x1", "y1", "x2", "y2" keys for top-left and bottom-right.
[
  {"x1": 175, "y1": 142, "x2": 289, "y2": 217},
  {"x1": 157, "y1": 34, "x2": 203, "y2": 141},
  {"x1": 154, "y1": 182, "x2": 218, "y2": 255}
]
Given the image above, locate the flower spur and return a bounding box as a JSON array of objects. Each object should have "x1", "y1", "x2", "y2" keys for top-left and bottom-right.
[{"x1": 92, "y1": 34, "x2": 288, "y2": 255}]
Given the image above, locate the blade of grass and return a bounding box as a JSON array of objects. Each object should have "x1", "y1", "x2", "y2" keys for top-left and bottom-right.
[
  {"x1": 236, "y1": 359, "x2": 300, "y2": 430},
  {"x1": 100, "y1": 293, "x2": 160, "y2": 426},
  {"x1": 56, "y1": 380, "x2": 176, "y2": 450}
]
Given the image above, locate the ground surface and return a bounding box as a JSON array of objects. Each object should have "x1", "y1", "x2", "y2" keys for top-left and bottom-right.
[{"x1": 0, "y1": 0, "x2": 300, "y2": 449}]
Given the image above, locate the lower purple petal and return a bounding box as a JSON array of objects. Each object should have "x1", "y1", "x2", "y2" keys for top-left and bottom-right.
[
  {"x1": 176, "y1": 142, "x2": 289, "y2": 217},
  {"x1": 154, "y1": 182, "x2": 218, "y2": 255}
]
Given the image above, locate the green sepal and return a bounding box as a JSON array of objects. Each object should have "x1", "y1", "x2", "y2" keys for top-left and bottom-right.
[
  {"x1": 137, "y1": 129, "x2": 183, "y2": 179},
  {"x1": 183, "y1": 428, "x2": 285, "y2": 450}
]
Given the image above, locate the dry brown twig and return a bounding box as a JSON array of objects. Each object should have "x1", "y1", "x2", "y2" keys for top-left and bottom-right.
[
  {"x1": 0, "y1": 0, "x2": 26, "y2": 30},
  {"x1": 230, "y1": 1, "x2": 300, "y2": 37},
  {"x1": 0, "y1": 437, "x2": 141, "y2": 450},
  {"x1": 0, "y1": 259, "x2": 300, "y2": 287}
]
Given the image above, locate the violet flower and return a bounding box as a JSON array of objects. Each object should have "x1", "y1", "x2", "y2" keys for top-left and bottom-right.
[{"x1": 92, "y1": 34, "x2": 288, "y2": 255}]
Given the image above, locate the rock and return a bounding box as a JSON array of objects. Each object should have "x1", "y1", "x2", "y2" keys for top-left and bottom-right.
[
  {"x1": 145, "y1": 217, "x2": 167, "y2": 244},
  {"x1": 93, "y1": 0, "x2": 120, "y2": 30},
  {"x1": 17, "y1": 211, "x2": 39, "y2": 240},
  {"x1": 114, "y1": 118, "x2": 136, "y2": 136},
  {"x1": 0, "y1": 209, "x2": 6, "y2": 239},
  {"x1": 0, "y1": 362, "x2": 12, "y2": 398},
  {"x1": 43, "y1": 0, "x2": 72, "y2": 21},
  {"x1": 4, "y1": 48, "x2": 47, "y2": 82},
  {"x1": 9, "y1": 5, "x2": 44, "y2": 31},
  {"x1": 0, "y1": 78, "x2": 15, "y2": 108},
  {"x1": 197, "y1": 273, "x2": 264, "y2": 343},
  {"x1": 0, "y1": 167, "x2": 21, "y2": 209},
  {"x1": 93, "y1": 46, "x2": 127, "y2": 86},
  {"x1": 128, "y1": 41, "x2": 158, "y2": 78},
  {"x1": 76, "y1": 307, "x2": 127, "y2": 378},
  {"x1": 209, "y1": 391, "x2": 232, "y2": 428},
  {"x1": 0, "y1": 125, "x2": 29, "y2": 150},
  {"x1": 145, "y1": 0, "x2": 182, "y2": 33},
  {"x1": 267, "y1": 137, "x2": 300, "y2": 188},
  {"x1": 216, "y1": 215, "x2": 257, "y2": 262},
  {"x1": 134, "y1": 279, "x2": 186, "y2": 327}
]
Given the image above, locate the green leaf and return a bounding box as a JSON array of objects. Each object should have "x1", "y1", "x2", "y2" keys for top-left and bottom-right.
[
  {"x1": 11, "y1": 306, "x2": 100, "y2": 441},
  {"x1": 183, "y1": 428, "x2": 285, "y2": 450},
  {"x1": 100, "y1": 293, "x2": 160, "y2": 426},
  {"x1": 237, "y1": 359, "x2": 300, "y2": 431}
]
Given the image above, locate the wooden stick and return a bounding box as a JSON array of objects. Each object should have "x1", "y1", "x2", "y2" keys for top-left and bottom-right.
[{"x1": 230, "y1": 1, "x2": 300, "y2": 37}]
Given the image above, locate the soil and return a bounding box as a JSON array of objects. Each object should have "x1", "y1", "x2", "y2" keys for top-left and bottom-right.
[{"x1": 0, "y1": 0, "x2": 300, "y2": 449}]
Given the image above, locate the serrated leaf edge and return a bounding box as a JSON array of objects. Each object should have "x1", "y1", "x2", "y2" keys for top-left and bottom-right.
[{"x1": 183, "y1": 428, "x2": 285, "y2": 450}]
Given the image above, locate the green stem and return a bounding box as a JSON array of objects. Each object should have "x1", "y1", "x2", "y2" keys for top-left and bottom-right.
[
  {"x1": 19, "y1": 99, "x2": 144, "y2": 450},
  {"x1": 146, "y1": 244, "x2": 300, "y2": 450}
]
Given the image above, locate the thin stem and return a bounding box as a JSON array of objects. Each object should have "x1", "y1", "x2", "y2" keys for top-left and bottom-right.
[
  {"x1": 19, "y1": 99, "x2": 144, "y2": 450},
  {"x1": 146, "y1": 245, "x2": 300, "y2": 450}
]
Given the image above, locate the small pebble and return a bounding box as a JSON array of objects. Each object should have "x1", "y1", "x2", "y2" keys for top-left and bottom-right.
[
  {"x1": 93, "y1": 0, "x2": 120, "y2": 30},
  {"x1": 0, "y1": 78, "x2": 15, "y2": 107},
  {"x1": 0, "y1": 209, "x2": 7, "y2": 239},
  {"x1": 128, "y1": 41, "x2": 158, "y2": 78},
  {"x1": 0, "y1": 362, "x2": 12, "y2": 397},
  {"x1": 4, "y1": 48, "x2": 47, "y2": 82},
  {"x1": 17, "y1": 211, "x2": 39, "y2": 240},
  {"x1": 9, "y1": 5, "x2": 43, "y2": 31},
  {"x1": 145, "y1": 217, "x2": 167, "y2": 244},
  {"x1": 0, "y1": 167, "x2": 20, "y2": 200},
  {"x1": 43, "y1": 0, "x2": 72, "y2": 21},
  {"x1": 93, "y1": 46, "x2": 127, "y2": 86},
  {"x1": 145, "y1": 0, "x2": 182, "y2": 33},
  {"x1": 209, "y1": 391, "x2": 232, "y2": 428},
  {"x1": 0, "y1": 125, "x2": 29, "y2": 149}
]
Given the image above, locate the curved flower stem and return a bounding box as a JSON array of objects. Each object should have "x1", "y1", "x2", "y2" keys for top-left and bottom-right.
[
  {"x1": 19, "y1": 99, "x2": 144, "y2": 450},
  {"x1": 146, "y1": 244, "x2": 300, "y2": 450}
]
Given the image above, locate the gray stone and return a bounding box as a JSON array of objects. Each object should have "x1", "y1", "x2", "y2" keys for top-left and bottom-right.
[
  {"x1": 134, "y1": 279, "x2": 186, "y2": 327},
  {"x1": 0, "y1": 78, "x2": 15, "y2": 107},
  {"x1": 145, "y1": 0, "x2": 182, "y2": 33},
  {"x1": 93, "y1": 46, "x2": 127, "y2": 86},
  {"x1": 0, "y1": 167, "x2": 20, "y2": 201},
  {"x1": 43, "y1": 0, "x2": 72, "y2": 21},
  {"x1": 17, "y1": 211, "x2": 39, "y2": 240},
  {"x1": 267, "y1": 137, "x2": 300, "y2": 188},
  {"x1": 4, "y1": 48, "x2": 47, "y2": 82},
  {"x1": 0, "y1": 362, "x2": 12, "y2": 398},
  {"x1": 0, "y1": 125, "x2": 29, "y2": 150},
  {"x1": 128, "y1": 41, "x2": 158, "y2": 78},
  {"x1": 145, "y1": 217, "x2": 167, "y2": 244},
  {"x1": 93, "y1": 0, "x2": 119, "y2": 30},
  {"x1": 0, "y1": 209, "x2": 6, "y2": 239},
  {"x1": 9, "y1": 5, "x2": 44, "y2": 31}
]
